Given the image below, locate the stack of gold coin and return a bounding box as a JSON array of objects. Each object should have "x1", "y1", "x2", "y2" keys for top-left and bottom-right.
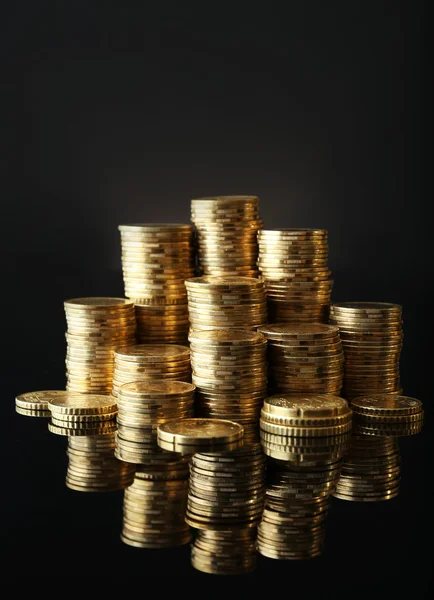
[
  {"x1": 47, "y1": 393, "x2": 118, "y2": 437},
  {"x1": 157, "y1": 418, "x2": 245, "y2": 454},
  {"x1": 121, "y1": 469, "x2": 191, "y2": 548},
  {"x1": 112, "y1": 344, "x2": 191, "y2": 399},
  {"x1": 64, "y1": 298, "x2": 136, "y2": 394},
  {"x1": 350, "y1": 394, "x2": 424, "y2": 437},
  {"x1": 115, "y1": 381, "x2": 195, "y2": 463},
  {"x1": 188, "y1": 329, "x2": 268, "y2": 425},
  {"x1": 258, "y1": 324, "x2": 344, "y2": 395},
  {"x1": 329, "y1": 302, "x2": 403, "y2": 401},
  {"x1": 134, "y1": 304, "x2": 189, "y2": 344},
  {"x1": 185, "y1": 276, "x2": 267, "y2": 332},
  {"x1": 66, "y1": 433, "x2": 135, "y2": 492},
  {"x1": 191, "y1": 195, "x2": 262, "y2": 277},
  {"x1": 257, "y1": 394, "x2": 351, "y2": 560},
  {"x1": 118, "y1": 223, "x2": 195, "y2": 344},
  {"x1": 257, "y1": 229, "x2": 332, "y2": 324},
  {"x1": 191, "y1": 529, "x2": 258, "y2": 575},
  {"x1": 15, "y1": 390, "x2": 58, "y2": 418}
]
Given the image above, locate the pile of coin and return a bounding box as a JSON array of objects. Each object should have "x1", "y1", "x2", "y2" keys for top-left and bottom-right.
[
  {"x1": 257, "y1": 229, "x2": 332, "y2": 324},
  {"x1": 122, "y1": 466, "x2": 191, "y2": 548},
  {"x1": 66, "y1": 433, "x2": 135, "y2": 492},
  {"x1": 185, "y1": 276, "x2": 267, "y2": 332},
  {"x1": 258, "y1": 324, "x2": 344, "y2": 395},
  {"x1": 191, "y1": 529, "x2": 258, "y2": 575},
  {"x1": 191, "y1": 195, "x2": 262, "y2": 277},
  {"x1": 329, "y1": 302, "x2": 403, "y2": 401},
  {"x1": 64, "y1": 298, "x2": 136, "y2": 394},
  {"x1": 47, "y1": 393, "x2": 118, "y2": 437},
  {"x1": 258, "y1": 394, "x2": 351, "y2": 559},
  {"x1": 115, "y1": 381, "x2": 195, "y2": 464},
  {"x1": 112, "y1": 344, "x2": 191, "y2": 399},
  {"x1": 189, "y1": 329, "x2": 268, "y2": 425},
  {"x1": 119, "y1": 223, "x2": 195, "y2": 344},
  {"x1": 15, "y1": 390, "x2": 55, "y2": 418}
]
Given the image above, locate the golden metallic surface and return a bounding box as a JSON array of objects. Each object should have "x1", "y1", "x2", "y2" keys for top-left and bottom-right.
[
  {"x1": 157, "y1": 418, "x2": 244, "y2": 445},
  {"x1": 350, "y1": 394, "x2": 423, "y2": 416},
  {"x1": 15, "y1": 390, "x2": 69, "y2": 410},
  {"x1": 263, "y1": 394, "x2": 348, "y2": 418},
  {"x1": 47, "y1": 394, "x2": 117, "y2": 415}
]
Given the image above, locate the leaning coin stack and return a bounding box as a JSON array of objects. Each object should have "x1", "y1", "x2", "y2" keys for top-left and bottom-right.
[
  {"x1": 185, "y1": 276, "x2": 267, "y2": 332},
  {"x1": 64, "y1": 298, "x2": 136, "y2": 394},
  {"x1": 115, "y1": 381, "x2": 195, "y2": 464},
  {"x1": 118, "y1": 223, "x2": 195, "y2": 344},
  {"x1": 258, "y1": 394, "x2": 352, "y2": 560},
  {"x1": 329, "y1": 302, "x2": 403, "y2": 401},
  {"x1": 66, "y1": 433, "x2": 135, "y2": 492},
  {"x1": 47, "y1": 393, "x2": 118, "y2": 437},
  {"x1": 257, "y1": 229, "x2": 332, "y2": 324},
  {"x1": 121, "y1": 463, "x2": 191, "y2": 549},
  {"x1": 189, "y1": 329, "x2": 268, "y2": 425},
  {"x1": 258, "y1": 324, "x2": 344, "y2": 395},
  {"x1": 191, "y1": 195, "x2": 262, "y2": 277},
  {"x1": 111, "y1": 344, "x2": 191, "y2": 399},
  {"x1": 333, "y1": 395, "x2": 423, "y2": 502}
]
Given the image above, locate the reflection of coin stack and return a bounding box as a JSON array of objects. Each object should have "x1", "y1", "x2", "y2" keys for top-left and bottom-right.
[
  {"x1": 64, "y1": 298, "x2": 136, "y2": 394},
  {"x1": 116, "y1": 381, "x2": 196, "y2": 548},
  {"x1": 118, "y1": 224, "x2": 195, "y2": 344},
  {"x1": 112, "y1": 344, "x2": 191, "y2": 399},
  {"x1": 191, "y1": 195, "x2": 262, "y2": 277},
  {"x1": 189, "y1": 329, "x2": 268, "y2": 425},
  {"x1": 66, "y1": 434, "x2": 135, "y2": 492},
  {"x1": 185, "y1": 276, "x2": 267, "y2": 332},
  {"x1": 334, "y1": 394, "x2": 424, "y2": 501},
  {"x1": 257, "y1": 229, "x2": 332, "y2": 324},
  {"x1": 47, "y1": 393, "x2": 118, "y2": 437},
  {"x1": 329, "y1": 302, "x2": 403, "y2": 401},
  {"x1": 258, "y1": 324, "x2": 344, "y2": 395},
  {"x1": 258, "y1": 394, "x2": 352, "y2": 559}
]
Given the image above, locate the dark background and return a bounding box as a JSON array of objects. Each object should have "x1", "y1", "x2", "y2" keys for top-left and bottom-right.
[{"x1": 2, "y1": 0, "x2": 430, "y2": 590}]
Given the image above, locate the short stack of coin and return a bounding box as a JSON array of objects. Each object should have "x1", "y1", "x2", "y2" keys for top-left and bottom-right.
[
  {"x1": 189, "y1": 329, "x2": 268, "y2": 425},
  {"x1": 191, "y1": 528, "x2": 258, "y2": 575},
  {"x1": 64, "y1": 298, "x2": 136, "y2": 394},
  {"x1": 15, "y1": 390, "x2": 55, "y2": 418},
  {"x1": 115, "y1": 381, "x2": 195, "y2": 464},
  {"x1": 118, "y1": 223, "x2": 195, "y2": 344},
  {"x1": 112, "y1": 344, "x2": 191, "y2": 399},
  {"x1": 329, "y1": 302, "x2": 403, "y2": 401},
  {"x1": 257, "y1": 394, "x2": 351, "y2": 560},
  {"x1": 258, "y1": 324, "x2": 344, "y2": 395},
  {"x1": 185, "y1": 276, "x2": 267, "y2": 332},
  {"x1": 66, "y1": 433, "x2": 135, "y2": 492},
  {"x1": 191, "y1": 195, "x2": 262, "y2": 277},
  {"x1": 47, "y1": 393, "x2": 118, "y2": 437},
  {"x1": 257, "y1": 229, "x2": 332, "y2": 324},
  {"x1": 350, "y1": 394, "x2": 424, "y2": 437},
  {"x1": 122, "y1": 466, "x2": 191, "y2": 548}
]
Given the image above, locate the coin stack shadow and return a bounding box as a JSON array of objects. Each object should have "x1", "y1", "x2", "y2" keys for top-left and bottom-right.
[
  {"x1": 64, "y1": 298, "x2": 136, "y2": 394},
  {"x1": 191, "y1": 195, "x2": 262, "y2": 277},
  {"x1": 257, "y1": 229, "x2": 332, "y2": 324},
  {"x1": 333, "y1": 394, "x2": 424, "y2": 501},
  {"x1": 111, "y1": 344, "x2": 192, "y2": 400},
  {"x1": 329, "y1": 302, "x2": 403, "y2": 402},
  {"x1": 115, "y1": 381, "x2": 196, "y2": 548},
  {"x1": 118, "y1": 223, "x2": 195, "y2": 344},
  {"x1": 185, "y1": 276, "x2": 268, "y2": 333},
  {"x1": 258, "y1": 395, "x2": 352, "y2": 559},
  {"x1": 258, "y1": 324, "x2": 344, "y2": 396}
]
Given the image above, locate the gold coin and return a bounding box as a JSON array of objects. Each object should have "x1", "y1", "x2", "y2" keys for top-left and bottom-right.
[
  {"x1": 157, "y1": 418, "x2": 244, "y2": 445},
  {"x1": 263, "y1": 394, "x2": 349, "y2": 418},
  {"x1": 47, "y1": 393, "x2": 117, "y2": 415},
  {"x1": 15, "y1": 390, "x2": 70, "y2": 410},
  {"x1": 350, "y1": 394, "x2": 423, "y2": 416}
]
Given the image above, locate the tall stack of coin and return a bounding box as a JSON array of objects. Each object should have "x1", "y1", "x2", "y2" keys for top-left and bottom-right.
[
  {"x1": 47, "y1": 393, "x2": 118, "y2": 437},
  {"x1": 189, "y1": 329, "x2": 268, "y2": 425},
  {"x1": 185, "y1": 276, "x2": 267, "y2": 332},
  {"x1": 112, "y1": 344, "x2": 191, "y2": 399},
  {"x1": 258, "y1": 394, "x2": 351, "y2": 559},
  {"x1": 64, "y1": 298, "x2": 136, "y2": 394},
  {"x1": 191, "y1": 195, "x2": 262, "y2": 277},
  {"x1": 66, "y1": 433, "x2": 135, "y2": 492},
  {"x1": 334, "y1": 395, "x2": 424, "y2": 501},
  {"x1": 329, "y1": 302, "x2": 403, "y2": 401},
  {"x1": 118, "y1": 223, "x2": 195, "y2": 344},
  {"x1": 257, "y1": 229, "x2": 332, "y2": 324},
  {"x1": 258, "y1": 324, "x2": 344, "y2": 395}
]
